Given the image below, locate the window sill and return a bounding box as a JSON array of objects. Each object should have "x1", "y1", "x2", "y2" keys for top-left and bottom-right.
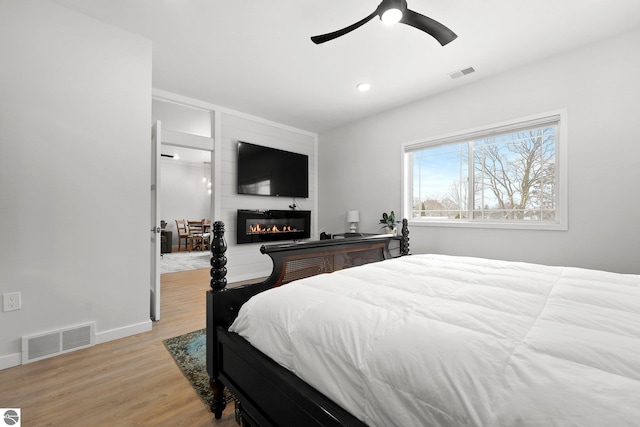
[{"x1": 408, "y1": 219, "x2": 568, "y2": 231}]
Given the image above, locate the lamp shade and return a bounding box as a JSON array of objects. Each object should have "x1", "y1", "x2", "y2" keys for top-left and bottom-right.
[{"x1": 346, "y1": 210, "x2": 360, "y2": 223}]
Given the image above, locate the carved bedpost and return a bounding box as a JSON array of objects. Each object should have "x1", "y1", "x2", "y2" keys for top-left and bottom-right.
[
  {"x1": 210, "y1": 221, "x2": 228, "y2": 291},
  {"x1": 400, "y1": 218, "x2": 410, "y2": 256},
  {"x1": 209, "y1": 221, "x2": 227, "y2": 417}
]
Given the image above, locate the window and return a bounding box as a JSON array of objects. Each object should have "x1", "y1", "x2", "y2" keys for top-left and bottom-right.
[{"x1": 402, "y1": 110, "x2": 567, "y2": 230}]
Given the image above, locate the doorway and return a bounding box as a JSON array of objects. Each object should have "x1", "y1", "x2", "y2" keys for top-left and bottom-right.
[
  {"x1": 150, "y1": 99, "x2": 214, "y2": 321},
  {"x1": 159, "y1": 144, "x2": 213, "y2": 258}
]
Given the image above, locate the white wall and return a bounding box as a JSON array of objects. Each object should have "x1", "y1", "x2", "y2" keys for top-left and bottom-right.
[
  {"x1": 319, "y1": 29, "x2": 640, "y2": 274},
  {"x1": 0, "y1": 0, "x2": 152, "y2": 368}
]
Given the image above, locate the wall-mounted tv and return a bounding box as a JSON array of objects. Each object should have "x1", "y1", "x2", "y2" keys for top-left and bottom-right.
[{"x1": 237, "y1": 141, "x2": 309, "y2": 198}]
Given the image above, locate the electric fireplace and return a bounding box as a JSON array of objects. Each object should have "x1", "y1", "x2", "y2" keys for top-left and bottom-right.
[{"x1": 236, "y1": 209, "x2": 311, "y2": 244}]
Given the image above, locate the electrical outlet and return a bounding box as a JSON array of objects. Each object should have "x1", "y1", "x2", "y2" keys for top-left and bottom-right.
[{"x1": 3, "y1": 292, "x2": 21, "y2": 312}]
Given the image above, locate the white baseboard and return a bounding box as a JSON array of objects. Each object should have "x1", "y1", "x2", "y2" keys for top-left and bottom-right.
[
  {"x1": 95, "y1": 320, "x2": 153, "y2": 345},
  {"x1": 0, "y1": 352, "x2": 22, "y2": 371}
]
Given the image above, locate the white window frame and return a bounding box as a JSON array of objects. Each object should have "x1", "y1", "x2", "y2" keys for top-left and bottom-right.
[{"x1": 401, "y1": 109, "x2": 568, "y2": 230}]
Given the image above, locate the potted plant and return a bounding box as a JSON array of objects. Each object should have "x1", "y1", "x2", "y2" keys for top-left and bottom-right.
[{"x1": 379, "y1": 211, "x2": 399, "y2": 235}]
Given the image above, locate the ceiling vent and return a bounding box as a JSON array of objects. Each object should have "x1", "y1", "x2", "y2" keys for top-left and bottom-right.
[{"x1": 449, "y1": 66, "x2": 476, "y2": 79}]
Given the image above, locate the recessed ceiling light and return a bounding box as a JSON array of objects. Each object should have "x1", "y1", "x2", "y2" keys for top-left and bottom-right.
[{"x1": 356, "y1": 83, "x2": 371, "y2": 92}]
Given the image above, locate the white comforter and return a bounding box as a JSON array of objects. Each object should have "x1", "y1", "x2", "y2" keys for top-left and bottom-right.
[{"x1": 229, "y1": 254, "x2": 640, "y2": 426}]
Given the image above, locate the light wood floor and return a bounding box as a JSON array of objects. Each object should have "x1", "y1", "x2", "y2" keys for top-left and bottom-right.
[{"x1": 0, "y1": 268, "x2": 251, "y2": 427}]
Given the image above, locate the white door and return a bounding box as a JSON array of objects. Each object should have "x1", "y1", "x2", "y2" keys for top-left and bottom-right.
[{"x1": 150, "y1": 121, "x2": 161, "y2": 321}]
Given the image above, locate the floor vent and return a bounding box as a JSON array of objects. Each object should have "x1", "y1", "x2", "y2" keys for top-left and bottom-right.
[{"x1": 22, "y1": 322, "x2": 95, "y2": 364}]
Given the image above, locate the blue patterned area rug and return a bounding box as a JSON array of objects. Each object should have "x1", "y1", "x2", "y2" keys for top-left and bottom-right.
[{"x1": 163, "y1": 329, "x2": 233, "y2": 410}]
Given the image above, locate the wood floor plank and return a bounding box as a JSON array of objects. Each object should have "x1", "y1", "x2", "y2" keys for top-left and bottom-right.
[{"x1": 0, "y1": 268, "x2": 242, "y2": 427}]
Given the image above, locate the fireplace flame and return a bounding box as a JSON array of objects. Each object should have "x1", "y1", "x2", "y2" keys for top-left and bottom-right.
[{"x1": 248, "y1": 223, "x2": 298, "y2": 234}]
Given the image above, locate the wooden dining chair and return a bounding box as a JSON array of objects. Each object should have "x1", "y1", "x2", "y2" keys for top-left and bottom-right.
[
  {"x1": 188, "y1": 220, "x2": 205, "y2": 251},
  {"x1": 175, "y1": 219, "x2": 191, "y2": 251},
  {"x1": 201, "y1": 220, "x2": 211, "y2": 251}
]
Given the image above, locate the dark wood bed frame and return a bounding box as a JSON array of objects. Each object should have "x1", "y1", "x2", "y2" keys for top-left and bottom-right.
[{"x1": 206, "y1": 220, "x2": 410, "y2": 426}]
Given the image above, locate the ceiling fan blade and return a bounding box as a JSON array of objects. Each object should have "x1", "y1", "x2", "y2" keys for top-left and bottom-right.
[
  {"x1": 400, "y1": 9, "x2": 457, "y2": 46},
  {"x1": 311, "y1": 10, "x2": 378, "y2": 44}
]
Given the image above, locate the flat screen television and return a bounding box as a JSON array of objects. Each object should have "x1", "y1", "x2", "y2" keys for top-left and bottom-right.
[{"x1": 237, "y1": 141, "x2": 309, "y2": 198}]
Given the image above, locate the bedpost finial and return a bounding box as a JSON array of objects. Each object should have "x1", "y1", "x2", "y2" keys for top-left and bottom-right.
[{"x1": 210, "y1": 221, "x2": 228, "y2": 290}]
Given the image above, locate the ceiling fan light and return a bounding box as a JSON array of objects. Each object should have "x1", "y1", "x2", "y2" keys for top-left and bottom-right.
[{"x1": 381, "y1": 8, "x2": 402, "y2": 24}]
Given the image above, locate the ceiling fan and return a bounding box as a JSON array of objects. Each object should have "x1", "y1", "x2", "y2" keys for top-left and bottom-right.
[{"x1": 311, "y1": 0, "x2": 457, "y2": 46}]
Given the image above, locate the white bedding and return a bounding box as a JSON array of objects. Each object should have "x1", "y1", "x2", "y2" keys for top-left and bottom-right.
[{"x1": 229, "y1": 254, "x2": 640, "y2": 426}]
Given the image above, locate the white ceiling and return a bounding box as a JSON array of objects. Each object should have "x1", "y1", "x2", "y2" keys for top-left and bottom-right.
[{"x1": 52, "y1": 0, "x2": 640, "y2": 133}]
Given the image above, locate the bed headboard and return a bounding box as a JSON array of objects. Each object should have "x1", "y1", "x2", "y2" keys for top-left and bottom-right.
[
  {"x1": 205, "y1": 219, "x2": 409, "y2": 418},
  {"x1": 207, "y1": 220, "x2": 409, "y2": 331}
]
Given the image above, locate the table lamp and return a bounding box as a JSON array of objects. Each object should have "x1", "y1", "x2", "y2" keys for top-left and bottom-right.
[{"x1": 346, "y1": 210, "x2": 360, "y2": 233}]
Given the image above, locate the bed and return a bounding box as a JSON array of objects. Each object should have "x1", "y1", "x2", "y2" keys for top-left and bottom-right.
[{"x1": 206, "y1": 221, "x2": 640, "y2": 426}]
